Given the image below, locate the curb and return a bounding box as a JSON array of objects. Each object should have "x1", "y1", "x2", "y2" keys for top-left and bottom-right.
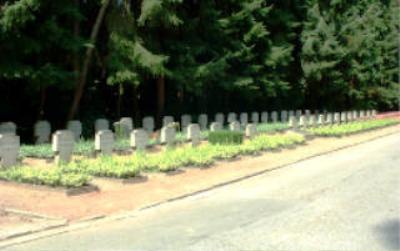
[{"x1": 0, "y1": 128, "x2": 399, "y2": 249}]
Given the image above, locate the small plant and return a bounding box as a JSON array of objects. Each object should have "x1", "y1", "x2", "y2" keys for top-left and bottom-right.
[{"x1": 208, "y1": 130, "x2": 244, "y2": 145}]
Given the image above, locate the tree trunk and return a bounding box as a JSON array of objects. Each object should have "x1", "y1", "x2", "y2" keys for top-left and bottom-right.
[
  {"x1": 67, "y1": 0, "x2": 110, "y2": 121},
  {"x1": 132, "y1": 85, "x2": 140, "y2": 124},
  {"x1": 156, "y1": 76, "x2": 165, "y2": 125}
]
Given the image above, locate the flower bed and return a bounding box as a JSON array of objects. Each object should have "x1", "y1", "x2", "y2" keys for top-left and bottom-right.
[{"x1": 306, "y1": 119, "x2": 399, "y2": 137}]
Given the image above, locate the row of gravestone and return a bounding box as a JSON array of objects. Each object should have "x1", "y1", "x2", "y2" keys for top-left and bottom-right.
[
  {"x1": 0, "y1": 109, "x2": 377, "y2": 144},
  {"x1": 0, "y1": 109, "x2": 377, "y2": 168}
]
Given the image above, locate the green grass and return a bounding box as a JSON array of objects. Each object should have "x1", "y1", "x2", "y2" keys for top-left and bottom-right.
[
  {"x1": 256, "y1": 122, "x2": 289, "y2": 133},
  {"x1": 306, "y1": 119, "x2": 399, "y2": 137},
  {"x1": 0, "y1": 166, "x2": 90, "y2": 188}
]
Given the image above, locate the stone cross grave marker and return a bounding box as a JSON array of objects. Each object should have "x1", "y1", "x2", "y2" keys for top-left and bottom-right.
[
  {"x1": 95, "y1": 130, "x2": 114, "y2": 155},
  {"x1": 34, "y1": 120, "x2": 51, "y2": 144},
  {"x1": 67, "y1": 120, "x2": 82, "y2": 142},
  {"x1": 130, "y1": 129, "x2": 149, "y2": 151},
  {"x1": 52, "y1": 130, "x2": 74, "y2": 165},
  {"x1": 0, "y1": 134, "x2": 20, "y2": 168}
]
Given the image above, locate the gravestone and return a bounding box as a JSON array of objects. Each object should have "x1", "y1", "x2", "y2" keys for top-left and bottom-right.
[
  {"x1": 227, "y1": 113, "x2": 237, "y2": 123},
  {"x1": 308, "y1": 115, "x2": 317, "y2": 127},
  {"x1": 210, "y1": 122, "x2": 223, "y2": 131},
  {"x1": 299, "y1": 115, "x2": 307, "y2": 128},
  {"x1": 318, "y1": 114, "x2": 325, "y2": 126},
  {"x1": 372, "y1": 110, "x2": 377, "y2": 117},
  {"x1": 288, "y1": 111, "x2": 295, "y2": 120},
  {"x1": 95, "y1": 119, "x2": 109, "y2": 133},
  {"x1": 229, "y1": 121, "x2": 241, "y2": 132},
  {"x1": 353, "y1": 110, "x2": 358, "y2": 120},
  {"x1": 296, "y1": 110, "x2": 302, "y2": 119},
  {"x1": 340, "y1": 112, "x2": 347, "y2": 123},
  {"x1": 117, "y1": 117, "x2": 133, "y2": 138},
  {"x1": 181, "y1": 114, "x2": 192, "y2": 132},
  {"x1": 334, "y1": 113, "x2": 341, "y2": 124},
  {"x1": 271, "y1": 111, "x2": 278, "y2": 123},
  {"x1": 0, "y1": 134, "x2": 20, "y2": 168},
  {"x1": 326, "y1": 113, "x2": 333, "y2": 124},
  {"x1": 359, "y1": 110, "x2": 365, "y2": 119},
  {"x1": 198, "y1": 114, "x2": 208, "y2": 131},
  {"x1": 240, "y1": 113, "x2": 248, "y2": 127},
  {"x1": 130, "y1": 129, "x2": 149, "y2": 151},
  {"x1": 288, "y1": 116, "x2": 298, "y2": 128},
  {"x1": 281, "y1": 110, "x2": 288, "y2": 122},
  {"x1": 52, "y1": 130, "x2": 74, "y2": 165},
  {"x1": 187, "y1": 124, "x2": 201, "y2": 146},
  {"x1": 245, "y1": 124, "x2": 257, "y2": 138},
  {"x1": 67, "y1": 120, "x2": 82, "y2": 141},
  {"x1": 366, "y1": 110, "x2": 371, "y2": 118},
  {"x1": 305, "y1": 110, "x2": 311, "y2": 119},
  {"x1": 251, "y1": 112, "x2": 259, "y2": 124},
  {"x1": 161, "y1": 125, "x2": 176, "y2": 146},
  {"x1": 95, "y1": 130, "x2": 114, "y2": 155},
  {"x1": 163, "y1": 116, "x2": 174, "y2": 127},
  {"x1": 215, "y1": 113, "x2": 224, "y2": 125},
  {"x1": 34, "y1": 120, "x2": 51, "y2": 144},
  {"x1": 347, "y1": 111, "x2": 353, "y2": 122},
  {"x1": 0, "y1": 122, "x2": 16, "y2": 135},
  {"x1": 261, "y1": 112, "x2": 268, "y2": 123},
  {"x1": 142, "y1": 116, "x2": 155, "y2": 134}
]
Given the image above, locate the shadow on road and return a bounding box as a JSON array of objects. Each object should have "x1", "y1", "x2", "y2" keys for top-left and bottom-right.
[{"x1": 374, "y1": 219, "x2": 400, "y2": 250}]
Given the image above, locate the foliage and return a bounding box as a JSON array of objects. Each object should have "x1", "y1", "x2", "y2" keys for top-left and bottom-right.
[
  {"x1": 307, "y1": 118, "x2": 399, "y2": 136},
  {"x1": 256, "y1": 122, "x2": 289, "y2": 133},
  {"x1": 0, "y1": 166, "x2": 90, "y2": 188},
  {"x1": 208, "y1": 130, "x2": 244, "y2": 145}
]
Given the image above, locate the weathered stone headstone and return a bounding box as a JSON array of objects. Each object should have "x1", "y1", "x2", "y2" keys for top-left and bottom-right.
[
  {"x1": 347, "y1": 111, "x2": 353, "y2": 122},
  {"x1": 366, "y1": 110, "x2": 371, "y2": 118},
  {"x1": 95, "y1": 119, "x2": 109, "y2": 133},
  {"x1": 296, "y1": 110, "x2": 302, "y2": 119},
  {"x1": 95, "y1": 130, "x2": 114, "y2": 155},
  {"x1": 288, "y1": 116, "x2": 298, "y2": 128},
  {"x1": 229, "y1": 121, "x2": 241, "y2": 132},
  {"x1": 326, "y1": 113, "x2": 333, "y2": 124},
  {"x1": 251, "y1": 112, "x2": 259, "y2": 124},
  {"x1": 34, "y1": 120, "x2": 51, "y2": 144},
  {"x1": 261, "y1": 112, "x2": 268, "y2": 123},
  {"x1": 181, "y1": 114, "x2": 192, "y2": 132},
  {"x1": 271, "y1": 111, "x2": 278, "y2": 123},
  {"x1": 340, "y1": 112, "x2": 347, "y2": 123},
  {"x1": 142, "y1": 116, "x2": 155, "y2": 134},
  {"x1": 372, "y1": 110, "x2": 377, "y2": 117},
  {"x1": 67, "y1": 120, "x2": 82, "y2": 141},
  {"x1": 352, "y1": 110, "x2": 358, "y2": 120},
  {"x1": 359, "y1": 110, "x2": 365, "y2": 119},
  {"x1": 318, "y1": 114, "x2": 325, "y2": 126},
  {"x1": 187, "y1": 124, "x2": 201, "y2": 146},
  {"x1": 163, "y1": 116, "x2": 174, "y2": 127},
  {"x1": 210, "y1": 122, "x2": 223, "y2": 131},
  {"x1": 227, "y1": 113, "x2": 237, "y2": 123},
  {"x1": 281, "y1": 110, "x2": 288, "y2": 122},
  {"x1": 130, "y1": 129, "x2": 149, "y2": 151},
  {"x1": 0, "y1": 134, "x2": 20, "y2": 168},
  {"x1": 288, "y1": 110, "x2": 295, "y2": 120},
  {"x1": 299, "y1": 115, "x2": 307, "y2": 128},
  {"x1": 161, "y1": 125, "x2": 176, "y2": 146},
  {"x1": 245, "y1": 124, "x2": 257, "y2": 138},
  {"x1": 334, "y1": 113, "x2": 341, "y2": 124},
  {"x1": 305, "y1": 110, "x2": 311, "y2": 119},
  {"x1": 0, "y1": 122, "x2": 16, "y2": 135},
  {"x1": 52, "y1": 130, "x2": 74, "y2": 165},
  {"x1": 240, "y1": 113, "x2": 248, "y2": 127},
  {"x1": 198, "y1": 114, "x2": 208, "y2": 131},
  {"x1": 117, "y1": 117, "x2": 133, "y2": 138},
  {"x1": 308, "y1": 115, "x2": 317, "y2": 127},
  {"x1": 215, "y1": 113, "x2": 224, "y2": 125}
]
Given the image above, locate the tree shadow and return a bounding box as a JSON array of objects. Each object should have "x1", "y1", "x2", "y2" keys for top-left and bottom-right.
[{"x1": 374, "y1": 219, "x2": 400, "y2": 250}]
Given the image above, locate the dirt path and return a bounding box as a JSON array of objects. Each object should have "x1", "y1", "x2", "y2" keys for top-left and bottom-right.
[{"x1": 0, "y1": 124, "x2": 399, "y2": 222}]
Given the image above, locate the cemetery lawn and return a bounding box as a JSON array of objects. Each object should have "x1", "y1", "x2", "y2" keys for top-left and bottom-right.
[
  {"x1": 0, "y1": 124, "x2": 398, "y2": 221},
  {"x1": 307, "y1": 118, "x2": 399, "y2": 137}
]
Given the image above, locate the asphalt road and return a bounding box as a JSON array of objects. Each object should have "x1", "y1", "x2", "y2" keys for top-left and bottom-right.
[{"x1": 5, "y1": 133, "x2": 400, "y2": 251}]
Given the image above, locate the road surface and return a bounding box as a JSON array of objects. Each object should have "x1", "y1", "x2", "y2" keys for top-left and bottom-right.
[{"x1": 5, "y1": 132, "x2": 400, "y2": 251}]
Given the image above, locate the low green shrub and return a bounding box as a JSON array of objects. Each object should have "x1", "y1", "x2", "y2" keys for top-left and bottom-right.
[
  {"x1": 256, "y1": 122, "x2": 289, "y2": 133},
  {"x1": 0, "y1": 166, "x2": 90, "y2": 188},
  {"x1": 20, "y1": 144, "x2": 53, "y2": 159},
  {"x1": 307, "y1": 119, "x2": 399, "y2": 137},
  {"x1": 208, "y1": 130, "x2": 244, "y2": 145}
]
